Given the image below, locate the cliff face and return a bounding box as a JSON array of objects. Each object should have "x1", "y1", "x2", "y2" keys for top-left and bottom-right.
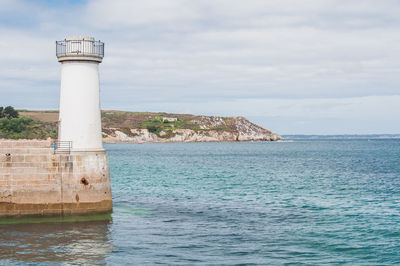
[
  {"x1": 103, "y1": 116, "x2": 282, "y2": 143},
  {"x1": 18, "y1": 110, "x2": 282, "y2": 143}
]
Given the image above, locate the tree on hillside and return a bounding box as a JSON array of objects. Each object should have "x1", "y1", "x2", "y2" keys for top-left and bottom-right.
[
  {"x1": 2, "y1": 106, "x2": 19, "y2": 119},
  {"x1": 0, "y1": 107, "x2": 3, "y2": 118}
]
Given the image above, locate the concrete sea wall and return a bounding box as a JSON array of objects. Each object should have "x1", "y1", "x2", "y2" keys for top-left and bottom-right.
[{"x1": 0, "y1": 140, "x2": 112, "y2": 217}]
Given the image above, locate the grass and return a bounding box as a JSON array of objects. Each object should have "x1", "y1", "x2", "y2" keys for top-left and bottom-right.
[
  {"x1": 4, "y1": 110, "x2": 240, "y2": 140},
  {"x1": 0, "y1": 116, "x2": 57, "y2": 139},
  {"x1": 140, "y1": 117, "x2": 203, "y2": 137}
]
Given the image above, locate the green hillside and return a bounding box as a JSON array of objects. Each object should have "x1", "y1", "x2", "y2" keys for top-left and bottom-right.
[
  {"x1": 0, "y1": 107, "x2": 57, "y2": 139},
  {"x1": 0, "y1": 109, "x2": 236, "y2": 140}
]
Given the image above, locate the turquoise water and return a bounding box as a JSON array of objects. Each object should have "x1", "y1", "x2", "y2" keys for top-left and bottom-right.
[{"x1": 1, "y1": 140, "x2": 400, "y2": 264}]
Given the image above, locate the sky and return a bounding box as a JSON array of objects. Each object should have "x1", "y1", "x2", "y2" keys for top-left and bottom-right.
[{"x1": 0, "y1": 0, "x2": 399, "y2": 134}]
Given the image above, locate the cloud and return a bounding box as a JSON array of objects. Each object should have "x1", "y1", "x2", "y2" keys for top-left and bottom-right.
[
  {"x1": 0, "y1": 0, "x2": 399, "y2": 133},
  {"x1": 83, "y1": 0, "x2": 400, "y2": 99},
  {"x1": 85, "y1": 0, "x2": 202, "y2": 28},
  {"x1": 101, "y1": 94, "x2": 400, "y2": 134}
]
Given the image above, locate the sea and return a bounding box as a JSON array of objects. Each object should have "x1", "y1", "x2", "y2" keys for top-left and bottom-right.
[{"x1": 0, "y1": 140, "x2": 400, "y2": 265}]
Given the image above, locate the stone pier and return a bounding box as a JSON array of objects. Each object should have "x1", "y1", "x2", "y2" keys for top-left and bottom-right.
[{"x1": 0, "y1": 140, "x2": 112, "y2": 217}]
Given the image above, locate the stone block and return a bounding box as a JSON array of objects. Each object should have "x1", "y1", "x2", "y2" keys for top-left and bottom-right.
[
  {"x1": 25, "y1": 155, "x2": 48, "y2": 163},
  {"x1": 0, "y1": 142, "x2": 12, "y2": 148},
  {"x1": 0, "y1": 174, "x2": 11, "y2": 180},
  {"x1": 29, "y1": 148, "x2": 53, "y2": 155},
  {"x1": 11, "y1": 155, "x2": 25, "y2": 163},
  {"x1": 0, "y1": 154, "x2": 11, "y2": 162},
  {"x1": 0, "y1": 180, "x2": 9, "y2": 186},
  {"x1": 10, "y1": 162, "x2": 30, "y2": 168},
  {"x1": 0, "y1": 168, "x2": 11, "y2": 174},
  {"x1": 7, "y1": 148, "x2": 28, "y2": 154}
]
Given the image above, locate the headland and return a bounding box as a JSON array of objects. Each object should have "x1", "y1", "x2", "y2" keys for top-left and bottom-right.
[{"x1": 12, "y1": 110, "x2": 283, "y2": 143}]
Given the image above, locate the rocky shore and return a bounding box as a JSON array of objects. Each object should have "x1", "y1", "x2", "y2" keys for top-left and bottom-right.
[
  {"x1": 14, "y1": 110, "x2": 282, "y2": 143},
  {"x1": 102, "y1": 116, "x2": 282, "y2": 143}
]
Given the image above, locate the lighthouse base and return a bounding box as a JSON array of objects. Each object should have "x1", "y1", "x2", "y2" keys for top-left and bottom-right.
[{"x1": 0, "y1": 140, "x2": 112, "y2": 217}]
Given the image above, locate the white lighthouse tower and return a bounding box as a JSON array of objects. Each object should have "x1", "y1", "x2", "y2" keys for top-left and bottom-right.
[{"x1": 56, "y1": 36, "x2": 104, "y2": 151}]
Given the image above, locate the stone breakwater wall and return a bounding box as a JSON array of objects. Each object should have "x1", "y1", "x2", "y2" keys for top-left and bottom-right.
[{"x1": 0, "y1": 140, "x2": 112, "y2": 217}]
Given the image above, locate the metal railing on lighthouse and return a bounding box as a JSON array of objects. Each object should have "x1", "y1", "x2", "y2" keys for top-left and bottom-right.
[
  {"x1": 52, "y1": 141, "x2": 72, "y2": 154},
  {"x1": 56, "y1": 39, "x2": 104, "y2": 57}
]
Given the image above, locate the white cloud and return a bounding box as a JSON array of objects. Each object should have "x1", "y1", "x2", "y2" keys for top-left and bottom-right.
[
  {"x1": 85, "y1": 0, "x2": 201, "y2": 28},
  {"x1": 0, "y1": 0, "x2": 399, "y2": 133},
  {"x1": 109, "y1": 95, "x2": 400, "y2": 134}
]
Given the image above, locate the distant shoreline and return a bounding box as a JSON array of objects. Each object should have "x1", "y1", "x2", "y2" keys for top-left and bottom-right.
[{"x1": 282, "y1": 134, "x2": 400, "y2": 140}]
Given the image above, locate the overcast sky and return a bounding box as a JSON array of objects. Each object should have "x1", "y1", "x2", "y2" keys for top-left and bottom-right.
[{"x1": 0, "y1": 0, "x2": 399, "y2": 134}]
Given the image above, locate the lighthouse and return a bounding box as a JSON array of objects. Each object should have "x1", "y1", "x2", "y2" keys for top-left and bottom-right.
[
  {"x1": 0, "y1": 37, "x2": 112, "y2": 217},
  {"x1": 56, "y1": 36, "x2": 104, "y2": 151}
]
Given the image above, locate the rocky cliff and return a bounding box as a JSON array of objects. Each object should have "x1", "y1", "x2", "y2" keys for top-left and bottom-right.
[
  {"x1": 17, "y1": 110, "x2": 282, "y2": 143},
  {"x1": 102, "y1": 115, "x2": 282, "y2": 143}
]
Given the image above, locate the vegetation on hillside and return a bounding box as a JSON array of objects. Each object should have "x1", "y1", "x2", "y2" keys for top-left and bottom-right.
[
  {"x1": 0, "y1": 107, "x2": 57, "y2": 139},
  {"x1": 101, "y1": 111, "x2": 233, "y2": 138},
  {"x1": 3, "y1": 109, "x2": 239, "y2": 140},
  {"x1": 101, "y1": 111, "x2": 197, "y2": 138},
  {"x1": 140, "y1": 116, "x2": 197, "y2": 138},
  {"x1": 0, "y1": 106, "x2": 19, "y2": 119}
]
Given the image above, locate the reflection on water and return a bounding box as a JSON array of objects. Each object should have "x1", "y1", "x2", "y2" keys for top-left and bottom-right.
[{"x1": 0, "y1": 215, "x2": 113, "y2": 265}]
